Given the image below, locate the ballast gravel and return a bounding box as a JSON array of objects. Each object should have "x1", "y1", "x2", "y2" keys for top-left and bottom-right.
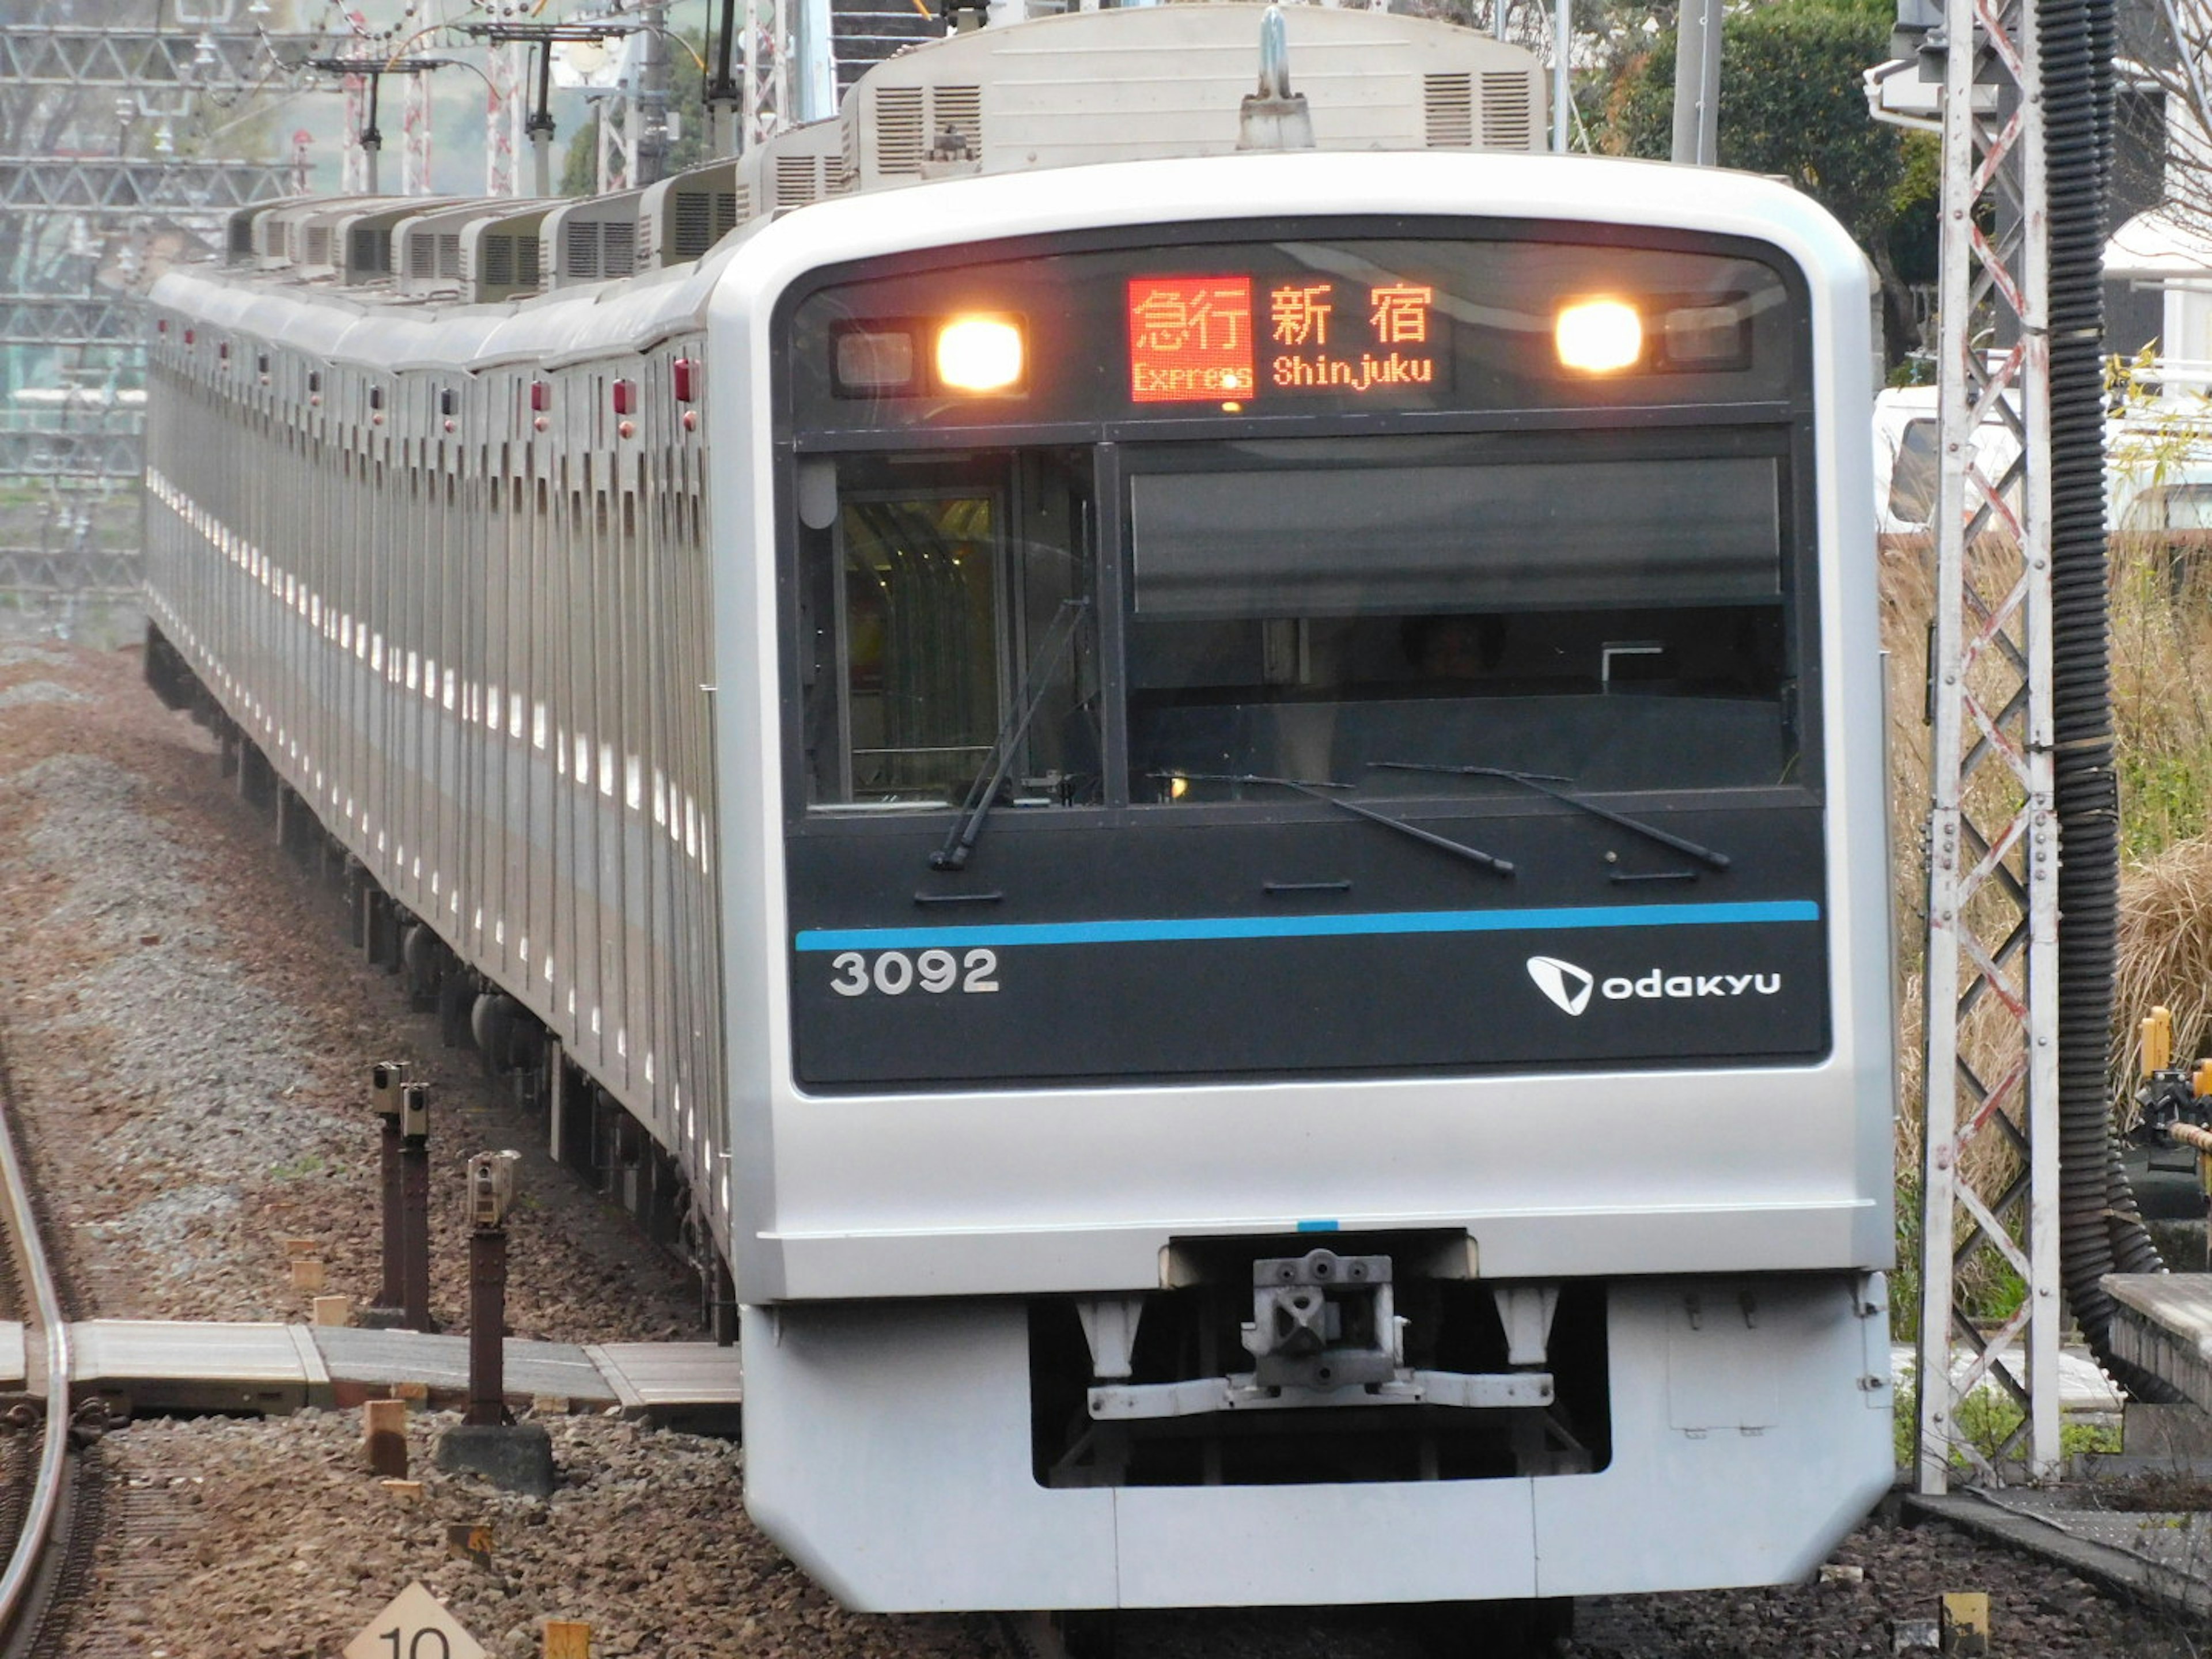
[
  {"x1": 0, "y1": 638, "x2": 698, "y2": 1338},
  {"x1": 0, "y1": 631, "x2": 2204, "y2": 1658}
]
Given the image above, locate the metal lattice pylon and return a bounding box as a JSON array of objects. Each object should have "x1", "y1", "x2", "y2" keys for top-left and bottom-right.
[
  {"x1": 597, "y1": 92, "x2": 635, "y2": 194},
  {"x1": 343, "y1": 71, "x2": 368, "y2": 194},
  {"x1": 1914, "y1": 0, "x2": 2062, "y2": 1490},
  {"x1": 0, "y1": 0, "x2": 292, "y2": 600},
  {"x1": 486, "y1": 39, "x2": 522, "y2": 197},
  {"x1": 403, "y1": 69, "x2": 433, "y2": 195},
  {"x1": 747, "y1": 0, "x2": 794, "y2": 149}
]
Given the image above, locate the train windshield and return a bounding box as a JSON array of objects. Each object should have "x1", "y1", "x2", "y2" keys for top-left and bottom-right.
[
  {"x1": 794, "y1": 430, "x2": 1801, "y2": 809},
  {"x1": 1124, "y1": 437, "x2": 1794, "y2": 801}
]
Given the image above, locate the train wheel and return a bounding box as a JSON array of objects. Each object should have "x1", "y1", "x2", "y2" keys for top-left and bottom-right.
[
  {"x1": 1052, "y1": 1609, "x2": 1119, "y2": 1659},
  {"x1": 438, "y1": 974, "x2": 475, "y2": 1050}
]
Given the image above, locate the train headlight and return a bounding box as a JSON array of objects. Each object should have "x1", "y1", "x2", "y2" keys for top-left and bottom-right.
[
  {"x1": 935, "y1": 315, "x2": 1025, "y2": 394},
  {"x1": 834, "y1": 327, "x2": 917, "y2": 395},
  {"x1": 1554, "y1": 299, "x2": 1643, "y2": 374}
]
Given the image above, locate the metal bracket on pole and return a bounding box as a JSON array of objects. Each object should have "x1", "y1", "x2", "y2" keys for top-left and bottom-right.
[
  {"x1": 1914, "y1": 0, "x2": 2061, "y2": 1492},
  {"x1": 461, "y1": 22, "x2": 639, "y2": 195}
]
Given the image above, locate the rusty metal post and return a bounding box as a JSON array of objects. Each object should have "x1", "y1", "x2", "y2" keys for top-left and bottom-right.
[
  {"x1": 365, "y1": 1398, "x2": 408, "y2": 1476},
  {"x1": 399, "y1": 1082, "x2": 433, "y2": 1331},
  {"x1": 467, "y1": 1152, "x2": 521, "y2": 1427},
  {"x1": 468, "y1": 1228, "x2": 507, "y2": 1425},
  {"x1": 377, "y1": 1108, "x2": 404, "y2": 1309},
  {"x1": 368, "y1": 1063, "x2": 408, "y2": 1317}
]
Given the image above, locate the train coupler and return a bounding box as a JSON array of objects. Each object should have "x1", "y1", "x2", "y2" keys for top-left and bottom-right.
[{"x1": 1083, "y1": 1248, "x2": 1556, "y2": 1421}]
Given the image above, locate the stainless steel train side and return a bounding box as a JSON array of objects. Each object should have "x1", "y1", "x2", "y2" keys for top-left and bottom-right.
[{"x1": 144, "y1": 258, "x2": 738, "y2": 1258}]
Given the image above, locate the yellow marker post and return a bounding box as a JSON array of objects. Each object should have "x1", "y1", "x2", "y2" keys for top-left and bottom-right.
[
  {"x1": 2143, "y1": 1006, "x2": 2175, "y2": 1076},
  {"x1": 1940, "y1": 1590, "x2": 1990, "y2": 1657},
  {"x1": 543, "y1": 1620, "x2": 591, "y2": 1659},
  {"x1": 445, "y1": 1522, "x2": 495, "y2": 1570}
]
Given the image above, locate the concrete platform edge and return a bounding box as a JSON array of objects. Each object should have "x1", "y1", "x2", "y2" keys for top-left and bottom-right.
[{"x1": 581, "y1": 1343, "x2": 646, "y2": 1413}]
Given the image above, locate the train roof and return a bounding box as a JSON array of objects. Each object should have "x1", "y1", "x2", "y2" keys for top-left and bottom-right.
[
  {"x1": 158, "y1": 5, "x2": 1543, "y2": 316},
  {"x1": 150, "y1": 144, "x2": 1866, "y2": 385},
  {"x1": 146, "y1": 5, "x2": 1869, "y2": 381}
]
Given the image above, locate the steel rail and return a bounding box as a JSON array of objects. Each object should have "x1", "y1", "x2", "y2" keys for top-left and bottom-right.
[{"x1": 0, "y1": 1040, "x2": 70, "y2": 1641}]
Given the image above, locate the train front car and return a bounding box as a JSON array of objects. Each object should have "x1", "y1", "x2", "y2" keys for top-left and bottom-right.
[{"x1": 715, "y1": 150, "x2": 1893, "y2": 1615}]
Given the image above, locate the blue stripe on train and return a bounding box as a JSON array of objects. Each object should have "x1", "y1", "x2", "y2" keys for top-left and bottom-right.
[{"x1": 793, "y1": 898, "x2": 1821, "y2": 953}]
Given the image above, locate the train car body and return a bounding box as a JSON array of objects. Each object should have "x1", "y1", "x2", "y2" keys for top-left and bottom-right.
[{"x1": 143, "y1": 2, "x2": 1893, "y2": 1624}]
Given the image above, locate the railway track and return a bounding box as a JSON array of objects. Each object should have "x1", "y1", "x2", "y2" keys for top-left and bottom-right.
[{"x1": 0, "y1": 1026, "x2": 82, "y2": 1659}]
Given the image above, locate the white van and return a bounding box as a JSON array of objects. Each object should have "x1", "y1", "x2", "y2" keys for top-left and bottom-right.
[
  {"x1": 1873, "y1": 373, "x2": 2212, "y2": 555},
  {"x1": 1872, "y1": 383, "x2": 2022, "y2": 546}
]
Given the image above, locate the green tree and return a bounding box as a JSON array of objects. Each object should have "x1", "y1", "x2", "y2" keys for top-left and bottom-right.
[{"x1": 1600, "y1": 0, "x2": 1938, "y2": 365}]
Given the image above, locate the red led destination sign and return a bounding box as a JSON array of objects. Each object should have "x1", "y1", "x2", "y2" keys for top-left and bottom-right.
[
  {"x1": 1126, "y1": 276, "x2": 1257, "y2": 403},
  {"x1": 1127, "y1": 274, "x2": 1444, "y2": 405}
]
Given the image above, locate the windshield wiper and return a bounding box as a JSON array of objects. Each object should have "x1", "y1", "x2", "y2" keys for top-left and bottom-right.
[
  {"x1": 931, "y1": 599, "x2": 1090, "y2": 873},
  {"x1": 1367, "y1": 762, "x2": 1730, "y2": 872},
  {"x1": 1156, "y1": 771, "x2": 1514, "y2": 877}
]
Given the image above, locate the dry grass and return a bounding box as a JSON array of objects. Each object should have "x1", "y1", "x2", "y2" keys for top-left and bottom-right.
[
  {"x1": 2115, "y1": 840, "x2": 2212, "y2": 1090},
  {"x1": 2106, "y1": 534, "x2": 2212, "y2": 1086}
]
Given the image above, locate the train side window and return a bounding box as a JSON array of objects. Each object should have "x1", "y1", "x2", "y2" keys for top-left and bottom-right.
[
  {"x1": 797, "y1": 449, "x2": 1099, "y2": 811},
  {"x1": 1887, "y1": 418, "x2": 1939, "y2": 527}
]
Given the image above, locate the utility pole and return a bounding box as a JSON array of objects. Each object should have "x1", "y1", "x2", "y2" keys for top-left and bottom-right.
[
  {"x1": 485, "y1": 39, "x2": 527, "y2": 197},
  {"x1": 746, "y1": 0, "x2": 794, "y2": 150},
  {"x1": 635, "y1": 2, "x2": 672, "y2": 188},
  {"x1": 1670, "y1": 0, "x2": 1722, "y2": 164},
  {"x1": 1550, "y1": 0, "x2": 1570, "y2": 151},
  {"x1": 704, "y1": 0, "x2": 741, "y2": 157}
]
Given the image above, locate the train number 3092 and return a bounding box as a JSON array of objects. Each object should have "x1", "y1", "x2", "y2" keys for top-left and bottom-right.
[{"x1": 830, "y1": 948, "x2": 1000, "y2": 997}]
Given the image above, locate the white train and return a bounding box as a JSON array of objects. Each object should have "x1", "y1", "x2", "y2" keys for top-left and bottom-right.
[{"x1": 143, "y1": 2, "x2": 1895, "y2": 1638}]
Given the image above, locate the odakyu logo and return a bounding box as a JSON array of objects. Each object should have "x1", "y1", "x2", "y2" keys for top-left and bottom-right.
[
  {"x1": 1525, "y1": 955, "x2": 1782, "y2": 1016},
  {"x1": 1524, "y1": 956, "x2": 1594, "y2": 1016}
]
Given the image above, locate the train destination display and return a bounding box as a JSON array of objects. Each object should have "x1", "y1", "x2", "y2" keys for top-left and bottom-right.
[{"x1": 1126, "y1": 272, "x2": 1449, "y2": 404}]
